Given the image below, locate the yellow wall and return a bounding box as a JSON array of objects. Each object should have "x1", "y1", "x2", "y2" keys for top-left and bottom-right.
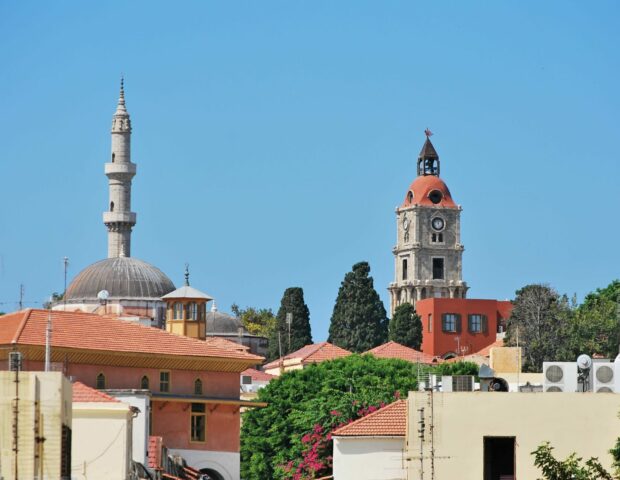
[
  {"x1": 0, "y1": 371, "x2": 71, "y2": 480},
  {"x1": 490, "y1": 347, "x2": 522, "y2": 373},
  {"x1": 407, "y1": 391, "x2": 620, "y2": 480}
]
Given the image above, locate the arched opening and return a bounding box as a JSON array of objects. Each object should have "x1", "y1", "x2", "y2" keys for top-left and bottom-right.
[
  {"x1": 96, "y1": 373, "x2": 106, "y2": 389},
  {"x1": 111, "y1": 153, "x2": 115, "y2": 163},
  {"x1": 407, "y1": 191, "x2": 414, "y2": 203},
  {"x1": 110, "y1": 201, "x2": 115, "y2": 212},
  {"x1": 420, "y1": 287, "x2": 427, "y2": 300},
  {"x1": 402, "y1": 258, "x2": 408, "y2": 281},
  {"x1": 200, "y1": 469, "x2": 225, "y2": 480},
  {"x1": 140, "y1": 375, "x2": 149, "y2": 390},
  {"x1": 428, "y1": 189, "x2": 443, "y2": 204},
  {"x1": 194, "y1": 378, "x2": 203, "y2": 395},
  {"x1": 442, "y1": 352, "x2": 457, "y2": 360}
]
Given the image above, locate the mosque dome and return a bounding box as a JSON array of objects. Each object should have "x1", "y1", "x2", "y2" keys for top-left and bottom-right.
[
  {"x1": 65, "y1": 257, "x2": 175, "y2": 302},
  {"x1": 206, "y1": 308, "x2": 247, "y2": 335}
]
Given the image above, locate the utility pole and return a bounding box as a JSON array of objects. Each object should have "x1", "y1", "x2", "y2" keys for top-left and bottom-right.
[
  {"x1": 418, "y1": 407, "x2": 425, "y2": 480},
  {"x1": 63, "y1": 256, "x2": 69, "y2": 308},
  {"x1": 286, "y1": 313, "x2": 293, "y2": 351},
  {"x1": 45, "y1": 298, "x2": 52, "y2": 372}
]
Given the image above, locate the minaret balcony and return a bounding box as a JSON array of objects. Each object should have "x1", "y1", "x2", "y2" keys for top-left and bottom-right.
[
  {"x1": 103, "y1": 212, "x2": 136, "y2": 224},
  {"x1": 105, "y1": 162, "x2": 136, "y2": 176}
]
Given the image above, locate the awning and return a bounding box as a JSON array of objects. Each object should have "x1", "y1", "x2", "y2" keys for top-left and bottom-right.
[{"x1": 151, "y1": 393, "x2": 266, "y2": 408}]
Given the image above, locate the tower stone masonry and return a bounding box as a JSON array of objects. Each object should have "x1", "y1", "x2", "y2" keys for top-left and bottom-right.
[
  {"x1": 103, "y1": 78, "x2": 137, "y2": 258},
  {"x1": 388, "y1": 134, "x2": 468, "y2": 315}
]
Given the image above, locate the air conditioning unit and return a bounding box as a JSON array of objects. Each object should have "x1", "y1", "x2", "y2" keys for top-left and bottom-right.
[
  {"x1": 8, "y1": 351, "x2": 22, "y2": 372},
  {"x1": 442, "y1": 375, "x2": 474, "y2": 392},
  {"x1": 543, "y1": 362, "x2": 578, "y2": 392},
  {"x1": 593, "y1": 363, "x2": 617, "y2": 393}
]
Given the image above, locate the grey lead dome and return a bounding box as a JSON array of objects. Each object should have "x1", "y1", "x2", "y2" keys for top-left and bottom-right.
[{"x1": 65, "y1": 257, "x2": 175, "y2": 302}]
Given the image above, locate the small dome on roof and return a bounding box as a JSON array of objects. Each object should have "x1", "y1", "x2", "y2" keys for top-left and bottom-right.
[
  {"x1": 66, "y1": 257, "x2": 175, "y2": 302},
  {"x1": 206, "y1": 309, "x2": 247, "y2": 335},
  {"x1": 402, "y1": 175, "x2": 457, "y2": 208}
]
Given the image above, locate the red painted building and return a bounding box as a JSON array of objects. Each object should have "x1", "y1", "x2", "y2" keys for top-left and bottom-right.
[
  {"x1": 0, "y1": 309, "x2": 262, "y2": 480},
  {"x1": 416, "y1": 298, "x2": 512, "y2": 358}
]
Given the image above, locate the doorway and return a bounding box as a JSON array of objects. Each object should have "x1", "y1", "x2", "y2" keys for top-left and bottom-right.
[{"x1": 484, "y1": 436, "x2": 515, "y2": 480}]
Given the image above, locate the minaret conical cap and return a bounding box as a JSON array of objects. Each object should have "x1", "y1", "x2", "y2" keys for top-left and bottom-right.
[{"x1": 115, "y1": 76, "x2": 128, "y2": 115}]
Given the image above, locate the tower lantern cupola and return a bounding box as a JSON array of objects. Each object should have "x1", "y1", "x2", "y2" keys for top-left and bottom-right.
[{"x1": 417, "y1": 129, "x2": 440, "y2": 177}]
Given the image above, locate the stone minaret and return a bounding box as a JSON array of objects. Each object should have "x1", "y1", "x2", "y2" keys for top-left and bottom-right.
[
  {"x1": 388, "y1": 132, "x2": 468, "y2": 314},
  {"x1": 103, "y1": 78, "x2": 137, "y2": 258}
]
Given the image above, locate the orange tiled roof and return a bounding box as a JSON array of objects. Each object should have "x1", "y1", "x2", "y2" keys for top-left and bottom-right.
[
  {"x1": 0, "y1": 309, "x2": 262, "y2": 364},
  {"x1": 72, "y1": 381, "x2": 120, "y2": 403},
  {"x1": 333, "y1": 400, "x2": 407, "y2": 437},
  {"x1": 264, "y1": 342, "x2": 351, "y2": 369},
  {"x1": 474, "y1": 338, "x2": 504, "y2": 357},
  {"x1": 366, "y1": 341, "x2": 437, "y2": 364},
  {"x1": 241, "y1": 368, "x2": 275, "y2": 382}
]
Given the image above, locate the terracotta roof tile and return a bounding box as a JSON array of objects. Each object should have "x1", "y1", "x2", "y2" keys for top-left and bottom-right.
[
  {"x1": 474, "y1": 338, "x2": 504, "y2": 357},
  {"x1": 0, "y1": 309, "x2": 262, "y2": 365},
  {"x1": 366, "y1": 341, "x2": 437, "y2": 364},
  {"x1": 72, "y1": 381, "x2": 120, "y2": 403},
  {"x1": 241, "y1": 368, "x2": 275, "y2": 382},
  {"x1": 333, "y1": 400, "x2": 407, "y2": 437},
  {"x1": 264, "y1": 342, "x2": 351, "y2": 370}
]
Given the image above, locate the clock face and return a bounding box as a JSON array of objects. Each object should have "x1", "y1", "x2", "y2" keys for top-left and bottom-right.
[
  {"x1": 402, "y1": 216, "x2": 409, "y2": 231},
  {"x1": 431, "y1": 217, "x2": 445, "y2": 231}
]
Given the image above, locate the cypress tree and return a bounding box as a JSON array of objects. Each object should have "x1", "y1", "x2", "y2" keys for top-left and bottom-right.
[
  {"x1": 388, "y1": 303, "x2": 423, "y2": 350},
  {"x1": 327, "y1": 261, "x2": 388, "y2": 352},
  {"x1": 267, "y1": 287, "x2": 312, "y2": 360}
]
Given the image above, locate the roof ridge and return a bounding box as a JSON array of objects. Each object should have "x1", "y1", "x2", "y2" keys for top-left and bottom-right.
[
  {"x1": 12, "y1": 308, "x2": 33, "y2": 344},
  {"x1": 301, "y1": 342, "x2": 328, "y2": 361}
]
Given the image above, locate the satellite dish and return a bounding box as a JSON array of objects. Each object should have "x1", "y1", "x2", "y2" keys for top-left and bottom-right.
[
  {"x1": 577, "y1": 354, "x2": 592, "y2": 370},
  {"x1": 97, "y1": 290, "x2": 110, "y2": 301}
]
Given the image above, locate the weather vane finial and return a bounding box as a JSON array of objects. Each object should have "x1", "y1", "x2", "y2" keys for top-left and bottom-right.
[
  {"x1": 424, "y1": 128, "x2": 433, "y2": 138},
  {"x1": 184, "y1": 263, "x2": 190, "y2": 286}
]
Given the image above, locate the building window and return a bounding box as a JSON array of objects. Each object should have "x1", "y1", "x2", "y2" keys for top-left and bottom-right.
[
  {"x1": 407, "y1": 191, "x2": 413, "y2": 203},
  {"x1": 431, "y1": 233, "x2": 444, "y2": 243},
  {"x1": 432, "y1": 258, "x2": 444, "y2": 279},
  {"x1": 141, "y1": 375, "x2": 150, "y2": 390},
  {"x1": 96, "y1": 373, "x2": 106, "y2": 389},
  {"x1": 110, "y1": 201, "x2": 114, "y2": 212},
  {"x1": 160, "y1": 371, "x2": 170, "y2": 392},
  {"x1": 402, "y1": 259, "x2": 408, "y2": 281},
  {"x1": 442, "y1": 313, "x2": 461, "y2": 333},
  {"x1": 468, "y1": 314, "x2": 487, "y2": 334},
  {"x1": 173, "y1": 302, "x2": 183, "y2": 320},
  {"x1": 428, "y1": 314, "x2": 432, "y2": 332},
  {"x1": 111, "y1": 153, "x2": 115, "y2": 163},
  {"x1": 194, "y1": 378, "x2": 203, "y2": 395},
  {"x1": 187, "y1": 302, "x2": 198, "y2": 320},
  {"x1": 190, "y1": 403, "x2": 206, "y2": 442}
]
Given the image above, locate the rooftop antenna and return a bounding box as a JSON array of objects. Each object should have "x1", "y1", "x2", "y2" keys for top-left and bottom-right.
[
  {"x1": 18, "y1": 284, "x2": 24, "y2": 310},
  {"x1": 63, "y1": 257, "x2": 69, "y2": 308},
  {"x1": 286, "y1": 313, "x2": 293, "y2": 351}
]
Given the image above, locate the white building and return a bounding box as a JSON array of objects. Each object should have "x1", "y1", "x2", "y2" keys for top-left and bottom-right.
[{"x1": 333, "y1": 400, "x2": 406, "y2": 480}]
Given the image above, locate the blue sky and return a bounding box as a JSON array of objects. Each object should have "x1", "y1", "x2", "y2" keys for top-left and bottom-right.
[{"x1": 1, "y1": 1, "x2": 618, "y2": 340}]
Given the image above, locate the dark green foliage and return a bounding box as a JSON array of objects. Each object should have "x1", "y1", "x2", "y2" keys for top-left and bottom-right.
[
  {"x1": 240, "y1": 355, "x2": 419, "y2": 480},
  {"x1": 267, "y1": 287, "x2": 312, "y2": 361},
  {"x1": 389, "y1": 303, "x2": 423, "y2": 349},
  {"x1": 327, "y1": 262, "x2": 388, "y2": 352},
  {"x1": 532, "y1": 442, "x2": 615, "y2": 480},
  {"x1": 566, "y1": 280, "x2": 620, "y2": 359},
  {"x1": 433, "y1": 361, "x2": 479, "y2": 378},
  {"x1": 505, "y1": 284, "x2": 573, "y2": 372}
]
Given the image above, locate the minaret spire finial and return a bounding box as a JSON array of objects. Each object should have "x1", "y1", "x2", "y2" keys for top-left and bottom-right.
[
  {"x1": 184, "y1": 263, "x2": 190, "y2": 286},
  {"x1": 116, "y1": 75, "x2": 126, "y2": 111}
]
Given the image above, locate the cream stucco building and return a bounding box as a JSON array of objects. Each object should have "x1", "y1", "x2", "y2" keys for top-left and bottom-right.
[{"x1": 406, "y1": 391, "x2": 620, "y2": 480}]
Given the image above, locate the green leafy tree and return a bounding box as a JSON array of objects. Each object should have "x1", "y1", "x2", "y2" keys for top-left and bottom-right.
[
  {"x1": 267, "y1": 287, "x2": 312, "y2": 360},
  {"x1": 567, "y1": 280, "x2": 620, "y2": 359},
  {"x1": 505, "y1": 284, "x2": 573, "y2": 372},
  {"x1": 433, "y1": 360, "x2": 480, "y2": 378},
  {"x1": 532, "y1": 442, "x2": 615, "y2": 480},
  {"x1": 230, "y1": 304, "x2": 276, "y2": 338},
  {"x1": 328, "y1": 262, "x2": 388, "y2": 352},
  {"x1": 241, "y1": 355, "x2": 419, "y2": 480},
  {"x1": 389, "y1": 303, "x2": 423, "y2": 349}
]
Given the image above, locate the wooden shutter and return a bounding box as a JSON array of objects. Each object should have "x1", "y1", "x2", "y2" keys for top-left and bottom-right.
[
  {"x1": 467, "y1": 315, "x2": 473, "y2": 333},
  {"x1": 455, "y1": 314, "x2": 462, "y2": 333},
  {"x1": 482, "y1": 315, "x2": 488, "y2": 334}
]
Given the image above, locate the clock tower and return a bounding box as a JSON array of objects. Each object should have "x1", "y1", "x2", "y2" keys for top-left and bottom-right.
[{"x1": 388, "y1": 132, "x2": 468, "y2": 315}]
